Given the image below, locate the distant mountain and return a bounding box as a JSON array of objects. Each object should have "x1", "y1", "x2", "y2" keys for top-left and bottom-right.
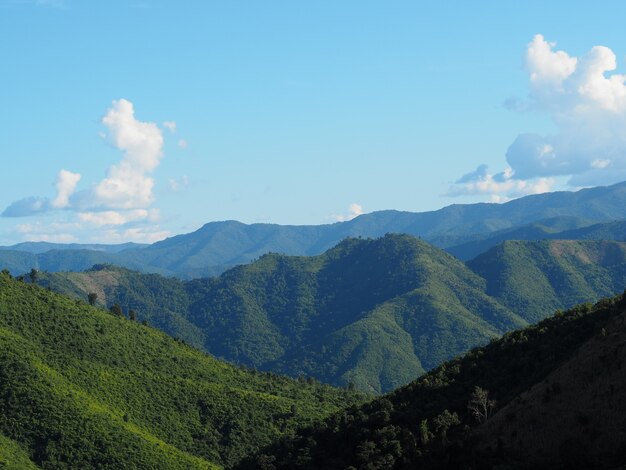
[
  {"x1": 0, "y1": 241, "x2": 147, "y2": 254},
  {"x1": 4, "y1": 181, "x2": 626, "y2": 278},
  {"x1": 468, "y1": 239, "x2": 626, "y2": 323},
  {"x1": 0, "y1": 271, "x2": 362, "y2": 469},
  {"x1": 240, "y1": 294, "x2": 626, "y2": 469},
  {"x1": 446, "y1": 215, "x2": 592, "y2": 260}
]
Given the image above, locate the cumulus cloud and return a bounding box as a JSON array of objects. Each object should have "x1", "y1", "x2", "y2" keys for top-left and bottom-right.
[
  {"x1": 510, "y1": 35, "x2": 626, "y2": 185},
  {"x1": 449, "y1": 34, "x2": 626, "y2": 200},
  {"x1": 331, "y1": 203, "x2": 365, "y2": 222},
  {"x1": 51, "y1": 170, "x2": 81, "y2": 209},
  {"x1": 2, "y1": 99, "x2": 172, "y2": 243}
]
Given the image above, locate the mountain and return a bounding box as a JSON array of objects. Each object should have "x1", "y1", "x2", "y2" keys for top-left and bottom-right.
[
  {"x1": 446, "y1": 215, "x2": 593, "y2": 260},
  {"x1": 0, "y1": 241, "x2": 147, "y2": 254},
  {"x1": 240, "y1": 294, "x2": 626, "y2": 469},
  {"x1": 5, "y1": 182, "x2": 626, "y2": 278},
  {"x1": 40, "y1": 235, "x2": 527, "y2": 394},
  {"x1": 0, "y1": 271, "x2": 362, "y2": 469},
  {"x1": 468, "y1": 239, "x2": 626, "y2": 323}
]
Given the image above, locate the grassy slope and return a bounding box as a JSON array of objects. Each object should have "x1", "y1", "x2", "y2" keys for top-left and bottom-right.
[
  {"x1": 0, "y1": 273, "x2": 362, "y2": 469},
  {"x1": 240, "y1": 293, "x2": 626, "y2": 469}
]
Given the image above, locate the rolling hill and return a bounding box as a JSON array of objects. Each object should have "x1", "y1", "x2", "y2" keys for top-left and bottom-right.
[{"x1": 0, "y1": 271, "x2": 362, "y2": 469}]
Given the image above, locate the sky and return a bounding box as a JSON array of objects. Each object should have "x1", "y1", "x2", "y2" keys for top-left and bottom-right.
[{"x1": 2, "y1": 1, "x2": 626, "y2": 245}]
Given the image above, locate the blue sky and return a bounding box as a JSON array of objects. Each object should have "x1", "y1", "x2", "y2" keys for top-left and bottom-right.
[{"x1": 2, "y1": 0, "x2": 626, "y2": 244}]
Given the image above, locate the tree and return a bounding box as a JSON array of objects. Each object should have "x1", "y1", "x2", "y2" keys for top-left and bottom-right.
[
  {"x1": 419, "y1": 419, "x2": 433, "y2": 446},
  {"x1": 467, "y1": 386, "x2": 495, "y2": 424},
  {"x1": 129, "y1": 309, "x2": 137, "y2": 321},
  {"x1": 88, "y1": 292, "x2": 98, "y2": 306},
  {"x1": 433, "y1": 409, "x2": 460, "y2": 444},
  {"x1": 110, "y1": 303, "x2": 123, "y2": 317},
  {"x1": 29, "y1": 268, "x2": 39, "y2": 284}
]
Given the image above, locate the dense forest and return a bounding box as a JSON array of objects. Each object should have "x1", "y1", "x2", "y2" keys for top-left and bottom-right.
[
  {"x1": 239, "y1": 293, "x2": 626, "y2": 469},
  {"x1": 0, "y1": 271, "x2": 363, "y2": 469},
  {"x1": 38, "y1": 235, "x2": 626, "y2": 394}
]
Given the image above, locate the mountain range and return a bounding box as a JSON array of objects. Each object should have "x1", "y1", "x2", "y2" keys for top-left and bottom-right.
[
  {"x1": 39, "y1": 235, "x2": 626, "y2": 394},
  {"x1": 3, "y1": 181, "x2": 626, "y2": 278}
]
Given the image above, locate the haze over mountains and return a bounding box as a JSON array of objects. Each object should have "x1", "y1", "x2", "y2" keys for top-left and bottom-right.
[{"x1": 3, "y1": 181, "x2": 626, "y2": 279}]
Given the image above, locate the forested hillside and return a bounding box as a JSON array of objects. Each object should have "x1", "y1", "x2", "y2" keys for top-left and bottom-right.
[
  {"x1": 0, "y1": 272, "x2": 363, "y2": 469},
  {"x1": 37, "y1": 235, "x2": 626, "y2": 394},
  {"x1": 40, "y1": 235, "x2": 526, "y2": 394},
  {"x1": 468, "y1": 240, "x2": 626, "y2": 323},
  {"x1": 239, "y1": 293, "x2": 626, "y2": 469}
]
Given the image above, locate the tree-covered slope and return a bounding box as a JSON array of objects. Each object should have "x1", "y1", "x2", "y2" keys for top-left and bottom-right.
[
  {"x1": 468, "y1": 239, "x2": 626, "y2": 323},
  {"x1": 0, "y1": 272, "x2": 362, "y2": 469},
  {"x1": 40, "y1": 235, "x2": 526, "y2": 394},
  {"x1": 240, "y1": 294, "x2": 626, "y2": 469}
]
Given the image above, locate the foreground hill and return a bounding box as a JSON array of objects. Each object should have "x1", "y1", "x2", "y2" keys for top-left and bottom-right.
[
  {"x1": 40, "y1": 235, "x2": 526, "y2": 394},
  {"x1": 468, "y1": 239, "x2": 626, "y2": 323},
  {"x1": 0, "y1": 272, "x2": 362, "y2": 469},
  {"x1": 5, "y1": 182, "x2": 626, "y2": 277},
  {"x1": 240, "y1": 294, "x2": 626, "y2": 469}
]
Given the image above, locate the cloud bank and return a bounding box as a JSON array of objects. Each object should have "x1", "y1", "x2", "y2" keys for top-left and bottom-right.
[
  {"x1": 449, "y1": 34, "x2": 626, "y2": 200},
  {"x1": 2, "y1": 99, "x2": 173, "y2": 242}
]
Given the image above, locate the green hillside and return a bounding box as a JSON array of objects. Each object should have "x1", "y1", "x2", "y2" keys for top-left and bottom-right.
[
  {"x1": 40, "y1": 235, "x2": 526, "y2": 394},
  {"x1": 0, "y1": 272, "x2": 362, "y2": 469},
  {"x1": 468, "y1": 239, "x2": 626, "y2": 323},
  {"x1": 240, "y1": 293, "x2": 626, "y2": 469}
]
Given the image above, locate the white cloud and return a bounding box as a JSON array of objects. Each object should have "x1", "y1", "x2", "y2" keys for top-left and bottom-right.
[
  {"x1": 331, "y1": 203, "x2": 365, "y2": 222},
  {"x1": 162, "y1": 120, "x2": 177, "y2": 133},
  {"x1": 51, "y1": 170, "x2": 81, "y2": 209},
  {"x1": 527, "y1": 34, "x2": 577, "y2": 87},
  {"x1": 450, "y1": 35, "x2": 626, "y2": 199},
  {"x1": 2, "y1": 99, "x2": 173, "y2": 244},
  {"x1": 177, "y1": 139, "x2": 187, "y2": 149},
  {"x1": 77, "y1": 209, "x2": 150, "y2": 226},
  {"x1": 446, "y1": 165, "x2": 554, "y2": 202},
  {"x1": 507, "y1": 35, "x2": 626, "y2": 184}
]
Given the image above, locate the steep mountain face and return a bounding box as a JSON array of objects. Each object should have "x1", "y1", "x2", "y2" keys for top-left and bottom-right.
[
  {"x1": 4, "y1": 181, "x2": 626, "y2": 278},
  {"x1": 0, "y1": 272, "x2": 362, "y2": 469},
  {"x1": 42, "y1": 235, "x2": 526, "y2": 394},
  {"x1": 468, "y1": 240, "x2": 626, "y2": 323},
  {"x1": 240, "y1": 294, "x2": 626, "y2": 469}
]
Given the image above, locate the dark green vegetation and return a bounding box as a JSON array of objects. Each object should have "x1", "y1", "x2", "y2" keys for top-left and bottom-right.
[
  {"x1": 40, "y1": 235, "x2": 527, "y2": 394},
  {"x1": 38, "y1": 236, "x2": 626, "y2": 394},
  {"x1": 4, "y1": 181, "x2": 626, "y2": 278},
  {"x1": 240, "y1": 294, "x2": 626, "y2": 469},
  {"x1": 0, "y1": 272, "x2": 363, "y2": 469}
]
